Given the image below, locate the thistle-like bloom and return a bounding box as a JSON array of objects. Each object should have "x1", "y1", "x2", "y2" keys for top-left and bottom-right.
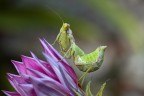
[{"x1": 2, "y1": 38, "x2": 85, "y2": 96}]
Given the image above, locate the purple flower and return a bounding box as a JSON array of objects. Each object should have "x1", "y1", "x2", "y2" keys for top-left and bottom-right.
[{"x1": 2, "y1": 38, "x2": 85, "y2": 96}]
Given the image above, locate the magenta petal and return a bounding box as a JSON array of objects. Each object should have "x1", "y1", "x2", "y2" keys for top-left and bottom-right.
[
  {"x1": 43, "y1": 53, "x2": 68, "y2": 86},
  {"x1": 40, "y1": 38, "x2": 78, "y2": 83},
  {"x1": 11, "y1": 60, "x2": 26, "y2": 75},
  {"x1": 2, "y1": 90, "x2": 20, "y2": 96},
  {"x1": 30, "y1": 52, "x2": 57, "y2": 79},
  {"x1": 59, "y1": 66, "x2": 83, "y2": 95},
  {"x1": 19, "y1": 84, "x2": 36, "y2": 96},
  {"x1": 7, "y1": 73, "x2": 27, "y2": 84},
  {"x1": 20, "y1": 74, "x2": 33, "y2": 84},
  {"x1": 21, "y1": 55, "x2": 49, "y2": 76},
  {"x1": 27, "y1": 68, "x2": 59, "y2": 82},
  {"x1": 7, "y1": 74, "x2": 27, "y2": 96},
  {"x1": 30, "y1": 77, "x2": 71, "y2": 96},
  {"x1": 7, "y1": 73, "x2": 20, "y2": 93},
  {"x1": 40, "y1": 38, "x2": 67, "y2": 63}
]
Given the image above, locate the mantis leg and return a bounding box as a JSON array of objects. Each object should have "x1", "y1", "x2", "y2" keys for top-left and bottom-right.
[
  {"x1": 78, "y1": 66, "x2": 93, "y2": 84},
  {"x1": 57, "y1": 47, "x2": 72, "y2": 62},
  {"x1": 52, "y1": 32, "x2": 61, "y2": 45}
]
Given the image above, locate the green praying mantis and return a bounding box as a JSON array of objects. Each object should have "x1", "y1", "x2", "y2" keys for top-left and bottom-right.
[
  {"x1": 52, "y1": 22, "x2": 107, "y2": 73},
  {"x1": 50, "y1": 9, "x2": 107, "y2": 95}
]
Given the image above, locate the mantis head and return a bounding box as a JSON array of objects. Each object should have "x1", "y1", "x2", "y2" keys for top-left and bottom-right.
[{"x1": 62, "y1": 23, "x2": 70, "y2": 31}]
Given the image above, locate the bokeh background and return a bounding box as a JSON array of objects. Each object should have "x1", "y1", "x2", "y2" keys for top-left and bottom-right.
[{"x1": 1, "y1": 0, "x2": 144, "y2": 96}]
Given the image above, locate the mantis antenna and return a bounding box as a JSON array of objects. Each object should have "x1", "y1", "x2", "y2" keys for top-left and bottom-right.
[{"x1": 48, "y1": 8, "x2": 64, "y2": 24}]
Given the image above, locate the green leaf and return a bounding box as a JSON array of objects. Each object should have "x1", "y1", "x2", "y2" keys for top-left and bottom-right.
[
  {"x1": 96, "y1": 82, "x2": 106, "y2": 96},
  {"x1": 86, "y1": 81, "x2": 93, "y2": 96}
]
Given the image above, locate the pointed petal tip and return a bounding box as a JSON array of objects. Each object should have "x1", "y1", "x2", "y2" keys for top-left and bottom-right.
[
  {"x1": 1, "y1": 90, "x2": 6, "y2": 93},
  {"x1": 2, "y1": 90, "x2": 9, "y2": 95},
  {"x1": 2, "y1": 90, "x2": 20, "y2": 96},
  {"x1": 21, "y1": 55, "x2": 27, "y2": 59},
  {"x1": 21, "y1": 55, "x2": 33, "y2": 60},
  {"x1": 30, "y1": 51, "x2": 34, "y2": 55},
  {"x1": 39, "y1": 38, "x2": 45, "y2": 44},
  {"x1": 30, "y1": 51, "x2": 36, "y2": 59},
  {"x1": 7, "y1": 73, "x2": 14, "y2": 79},
  {"x1": 7, "y1": 73, "x2": 18, "y2": 78},
  {"x1": 11, "y1": 60, "x2": 22, "y2": 65},
  {"x1": 39, "y1": 37, "x2": 44, "y2": 41},
  {"x1": 40, "y1": 38, "x2": 52, "y2": 48},
  {"x1": 29, "y1": 51, "x2": 34, "y2": 56}
]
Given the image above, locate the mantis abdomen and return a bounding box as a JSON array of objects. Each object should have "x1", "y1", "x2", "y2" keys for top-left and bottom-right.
[{"x1": 74, "y1": 46, "x2": 107, "y2": 72}]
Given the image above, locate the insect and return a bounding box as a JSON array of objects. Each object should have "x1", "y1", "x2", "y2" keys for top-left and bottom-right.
[
  {"x1": 53, "y1": 23, "x2": 107, "y2": 73},
  {"x1": 51, "y1": 10, "x2": 107, "y2": 73}
]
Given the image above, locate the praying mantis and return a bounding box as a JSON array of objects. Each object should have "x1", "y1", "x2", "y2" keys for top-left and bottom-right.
[
  {"x1": 50, "y1": 10, "x2": 107, "y2": 94},
  {"x1": 53, "y1": 22, "x2": 107, "y2": 73},
  {"x1": 49, "y1": 5, "x2": 107, "y2": 73}
]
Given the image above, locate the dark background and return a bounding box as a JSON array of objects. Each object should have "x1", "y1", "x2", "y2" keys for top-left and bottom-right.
[{"x1": 1, "y1": 0, "x2": 144, "y2": 96}]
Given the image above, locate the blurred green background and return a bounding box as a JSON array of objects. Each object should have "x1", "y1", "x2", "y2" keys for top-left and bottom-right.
[{"x1": 1, "y1": 0, "x2": 144, "y2": 96}]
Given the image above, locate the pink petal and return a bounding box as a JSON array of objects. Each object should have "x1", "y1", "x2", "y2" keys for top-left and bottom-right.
[
  {"x1": 59, "y1": 66, "x2": 83, "y2": 95},
  {"x1": 40, "y1": 38, "x2": 78, "y2": 83},
  {"x1": 2, "y1": 90, "x2": 20, "y2": 96},
  {"x1": 43, "y1": 53, "x2": 67, "y2": 87},
  {"x1": 7, "y1": 74, "x2": 27, "y2": 96},
  {"x1": 19, "y1": 84, "x2": 36, "y2": 96},
  {"x1": 21, "y1": 55, "x2": 49, "y2": 77},
  {"x1": 7, "y1": 73, "x2": 27, "y2": 84},
  {"x1": 30, "y1": 52, "x2": 57, "y2": 79},
  {"x1": 30, "y1": 77, "x2": 71, "y2": 96},
  {"x1": 27, "y1": 68, "x2": 59, "y2": 82},
  {"x1": 11, "y1": 60, "x2": 26, "y2": 75}
]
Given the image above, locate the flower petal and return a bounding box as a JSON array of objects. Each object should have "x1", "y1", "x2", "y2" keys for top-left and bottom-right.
[
  {"x1": 7, "y1": 73, "x2": 27, "y2": 84},
  {"x1": 43, "y1": 53, "x2": 67, "y2": 87},
  {"x1": 30, "y1": 77, "x2": 69, "y2": 96},
  {"x1": 21, "y1": 55, "x2": 49, "y2": 76},
  {"x1": 40, "y1": 38, "x2": 78, "y2": 83},
  {"x1": 30, "y1": 52, "x2": 57, "y2": 79},
  {"x1": 3, "y1": 38, "x2": 83, "y2": 96},
  {"x1": 11, "y1": 60, "x2": 26, "y2": 75},
  {"x1": 27, "y1": 68, "x2": 59, "y2": 82},
  {"x1": 19, "y1": 84, "x2": 36, "y2": 96},
  {"x1": 2, "y1": 90, "x2": 20, "y2": 96},
  {"x1": 58, "y1": 65, "x2": 83, "y2": 95},
  {"x1": 7, "y1": 74, "x2": 27, "y2": 96}
]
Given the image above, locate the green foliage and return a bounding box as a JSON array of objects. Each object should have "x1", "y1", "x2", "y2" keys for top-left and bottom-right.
[
  {"x1": 86, "y1": 81, "x2": 93, "y2": 96},
  {"x1": 85, "y1": 81, "x2": 106, "y2": 96},
  {"x1": 96, "y1": 82, "x2": 106, "y2": 96}
]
